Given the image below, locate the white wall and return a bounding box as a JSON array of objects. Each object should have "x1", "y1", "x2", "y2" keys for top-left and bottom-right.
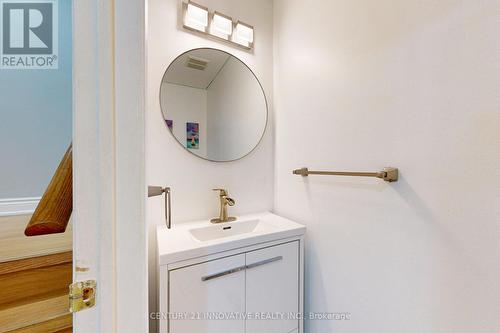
[
  {"x1": 146, "y1": 0, "x2": 273, "y2": 330},
  {"x1": 161, "y1": 83, "x2": 208, "y2": 157},
  {"x1": 274, "y1": 1, "x2": 500, "y2": 333},
  {"x1": 207, "y1": 57, "x2": 267, "y2": 161},
  {"x1": 0, "y1": 0, "x2": 72, "y2": 200}
]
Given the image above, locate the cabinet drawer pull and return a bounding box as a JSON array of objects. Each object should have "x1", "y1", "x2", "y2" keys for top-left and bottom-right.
[
  {"x1": 246, "y1": 256, "x2": 283, "y2": 270},
  {"x1": 201, "y1": 265, "x2": 246, "y2": 281},
  {"x1": 201, "y1": 256, "x2": 283, "y2": 281}
]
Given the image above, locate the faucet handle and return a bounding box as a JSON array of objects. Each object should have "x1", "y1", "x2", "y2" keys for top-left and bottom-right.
[{"x1": 212, "y1": 188, "x2": 228, "y2": 196}]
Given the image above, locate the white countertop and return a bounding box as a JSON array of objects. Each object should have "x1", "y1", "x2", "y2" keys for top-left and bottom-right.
[{"x1": 157, "y1": 211, "x2": 305, "y2": 265}]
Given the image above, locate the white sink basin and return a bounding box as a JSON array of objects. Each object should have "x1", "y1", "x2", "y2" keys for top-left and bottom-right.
[
  {"x1": 157, "y1": 212, "x2": 306, "y2": 265},
  {"x1": 189, "y1": 219, "x2": 260, "y2": 242}
]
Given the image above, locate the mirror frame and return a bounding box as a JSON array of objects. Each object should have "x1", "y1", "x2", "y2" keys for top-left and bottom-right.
[{"x1": 159, "y1": 47, "x2": 269, "y2": 162}]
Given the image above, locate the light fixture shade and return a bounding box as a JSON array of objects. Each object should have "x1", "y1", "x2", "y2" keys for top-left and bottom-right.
[
  {"x1": 210, "y1": 12, "x2": 233, "y2": 39},
  {"x1": 184, "y1": 2, "x2": 209, "y2": 32},
  {"x1": 234, "y1": 22, "x2": 254, "y2": 47}
]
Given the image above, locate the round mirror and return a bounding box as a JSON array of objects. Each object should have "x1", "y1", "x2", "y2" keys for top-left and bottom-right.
[{"x1": 160, "y1": 48, "x2": 268, "y2": 162}]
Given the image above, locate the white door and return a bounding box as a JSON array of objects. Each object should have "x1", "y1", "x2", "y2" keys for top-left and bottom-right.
[
  {"x1": 246, "y1": 241, "x2": 300, "y2": 333},
  {"x1": 169, "y1": 254, "x2": 246, "y2": 333},
  {"x1": 73, "y1": 0, "x2": 147, "y2": 332}
]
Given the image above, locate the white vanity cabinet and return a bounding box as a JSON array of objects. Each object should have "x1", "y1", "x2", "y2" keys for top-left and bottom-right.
[
  {"x1": 159, "y1": 239, "x2": 304, "y2": 333},
  {"x1": 157, "y1": 212, "x2": 306, "y2": 333},
  {"x1": 169, "y1": 254, "x2": 246, "y2": 333},
  {"x1": 246, "y1": 241, "x2": 299, "y2": 333}
]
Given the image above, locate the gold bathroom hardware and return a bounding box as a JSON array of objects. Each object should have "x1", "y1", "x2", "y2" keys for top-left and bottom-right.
[
  {"x1": 148, "y1": 186, "x2": 172, "y2": 228},
  {"x1": 69, "y1": 280, "x2": 96, "y2": 313},
  {"x1": 210, "y1": 188, "x2": 236, "y2": 223},
  {"x1": 293, "y1": 167, "x2": 399, "y2": 182}
]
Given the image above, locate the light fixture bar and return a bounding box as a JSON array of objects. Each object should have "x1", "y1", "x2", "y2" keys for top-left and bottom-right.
[{"x1": 181, "y1": 2, "x2": 254, "y2": 50}]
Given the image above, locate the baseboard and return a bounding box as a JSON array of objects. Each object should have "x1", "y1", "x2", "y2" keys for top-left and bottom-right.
[{"x1": 0, "y1": 198, "x2": 41, "y2": 217}]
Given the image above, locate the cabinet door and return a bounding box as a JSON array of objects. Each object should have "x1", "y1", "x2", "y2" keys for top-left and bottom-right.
[
  {"x1": 246, "y1": 241, "x2": 299, "y2": 333},
  {"x1": 169, "y1": 254, "x2": 246, "y2": 333}
]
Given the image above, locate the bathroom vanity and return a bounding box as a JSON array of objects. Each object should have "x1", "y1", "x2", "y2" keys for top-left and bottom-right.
[
  {"x1": 154, "y1": 48, "x2": 301, "y2": 332},
  {"x1": 157, "y1": 212, "x2": 305, "y2": 333}
]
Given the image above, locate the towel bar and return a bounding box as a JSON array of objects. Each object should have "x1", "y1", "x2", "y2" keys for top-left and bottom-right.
[{"x1": 293, "y1": 167, "x2": 398, "y2": 182}]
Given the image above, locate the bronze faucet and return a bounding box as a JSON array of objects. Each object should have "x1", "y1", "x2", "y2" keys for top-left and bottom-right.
[{"x1": 210, "y1": 188, "x2": 236, "y2": 223}]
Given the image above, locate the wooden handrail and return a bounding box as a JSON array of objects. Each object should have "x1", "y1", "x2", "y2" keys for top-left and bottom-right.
[{"x1": 25, "y1": 144, "x2": 73, "y2": 236}]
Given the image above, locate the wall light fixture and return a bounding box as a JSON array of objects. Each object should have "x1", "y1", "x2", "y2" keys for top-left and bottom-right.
[
  {"x1": 184, "y1": 1, "x2": 209, "y2": 33},
  {"x1": 233, "y1": 21, "x2": 254, "y2": 48},
  {"x1": 182, "y1": 1, "x2": 254, "y2": 50},
  {"x1": 210, "y1": 12, "x2": 233, "y2": 40}
]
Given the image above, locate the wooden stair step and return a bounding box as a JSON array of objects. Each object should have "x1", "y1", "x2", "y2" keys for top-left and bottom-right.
[
  {"x1": 0, "y1": 251, "x2": 72, "y2": 275},
  {"x1": 53, "y1": 328, "x2": 72, "y2": 333},
  {"x1": 8, "y1": 314, "x2": 72, "y2": 333},
  {"x1": 0, "y1": 252, "x2": 72, "y2": 308},
  {"x1": 0, "y1": 215, "x2": 72, "y2": 263},
  {"x1": 0, "y1": 252, "x2": 72, "y2": 333},
  {"x1": 0, "y1": 294, "x2": 69, "y2": 332}
]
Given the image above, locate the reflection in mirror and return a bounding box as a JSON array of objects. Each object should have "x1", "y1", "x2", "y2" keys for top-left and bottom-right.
[{"x1": 160, "y1": 48, "x2": 267, "y2": 162}]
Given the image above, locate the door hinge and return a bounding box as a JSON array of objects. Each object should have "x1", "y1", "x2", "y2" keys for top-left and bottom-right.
[{"x1": 69, "y1": 280, "x2": 97, "y2": 313}]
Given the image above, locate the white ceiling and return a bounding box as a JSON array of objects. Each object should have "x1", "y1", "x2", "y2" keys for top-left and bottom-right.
[{"x1": 163, "y1": 49, "x2": 230, "y2": 89}]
